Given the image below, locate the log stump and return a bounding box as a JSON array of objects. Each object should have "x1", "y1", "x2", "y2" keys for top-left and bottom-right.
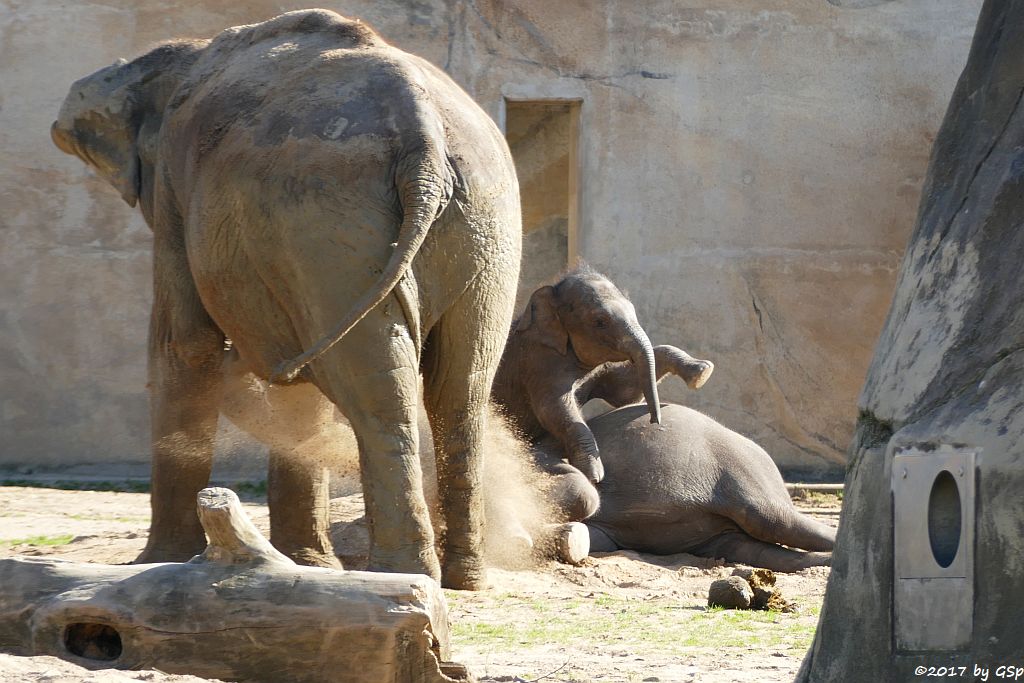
[{"x1": 0, "y1": 487, "x2": 470, "y2": 683}]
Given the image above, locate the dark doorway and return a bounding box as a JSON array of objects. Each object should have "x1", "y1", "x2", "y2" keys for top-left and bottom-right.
[{"x1": 504, "y1": 99, "x2": 580, "y2": 313}]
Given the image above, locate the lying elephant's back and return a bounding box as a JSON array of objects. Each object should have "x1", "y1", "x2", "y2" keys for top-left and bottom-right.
[
  {"x1": 584, "y1": 403, "x2": 793, "y2": 551},
  {"x1": 589, "y1": 404, "x2": 735, "y2": 507}
]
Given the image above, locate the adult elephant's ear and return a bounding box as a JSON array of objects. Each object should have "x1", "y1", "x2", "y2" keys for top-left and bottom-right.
[
  {"x1": 52, "y1": 58, "x2": 146, "y2": 207},
  {"x1": 53, "y1": 40, "x2": 206, "y2": 208},
  {"x1": 514, "y1": 286, "x2": 568, "y2": 355}
]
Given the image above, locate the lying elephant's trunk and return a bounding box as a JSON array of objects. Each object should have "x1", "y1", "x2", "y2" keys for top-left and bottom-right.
[{"x1": 626, "y1": 324, "x2": 662, "y2": 425}]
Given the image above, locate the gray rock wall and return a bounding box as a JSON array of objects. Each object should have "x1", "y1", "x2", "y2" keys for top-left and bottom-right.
[
  {"x1": 798, "y1": 1, "x2": 1024, "y2": 678},
  {"x1": 0, "y1": 1, "x2": 982, "y2": 473}
]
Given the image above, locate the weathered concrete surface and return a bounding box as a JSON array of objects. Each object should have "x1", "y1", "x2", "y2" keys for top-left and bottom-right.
[
  {"x1": 797, "y1": 1, "x2": 1024, "y2": 678},
  {"x1": 0, "y1": 1, "x2": 982, "y2": 474}
]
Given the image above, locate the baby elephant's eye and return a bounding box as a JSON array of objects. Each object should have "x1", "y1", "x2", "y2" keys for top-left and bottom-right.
[{"x1": 594, "y1": 318, "x2": 608, "y2": 329}]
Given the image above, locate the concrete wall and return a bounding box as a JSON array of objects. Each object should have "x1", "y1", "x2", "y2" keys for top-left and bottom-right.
[{"x1": 0, "y1": 1, "x2": 982, "y2": 476}]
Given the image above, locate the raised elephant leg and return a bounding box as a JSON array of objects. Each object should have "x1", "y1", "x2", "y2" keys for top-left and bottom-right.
[
  {"x1": 655, "y1": 345, "x2": 715, "y2": 389},
  {"x1": 312, "y1": 308, "x2": 440, "y2": 581},
  {"x1": 693, "y1": 532, "x2": 831, "y2": 572},
  {"x1": 218, "y1": 355, "x2": 342, "y2": 567},
  {"x1": 579, "y1": 345, "x2": 714, "y2": 407}
]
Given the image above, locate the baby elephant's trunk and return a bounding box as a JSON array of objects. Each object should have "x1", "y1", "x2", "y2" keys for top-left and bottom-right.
[{"x1": 626, "y1": 324, "x2": 662, "y2": 424}]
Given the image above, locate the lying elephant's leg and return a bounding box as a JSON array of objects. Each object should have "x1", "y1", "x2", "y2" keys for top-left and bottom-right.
[
  {"x1": 137, "y1": 235, "x2": 225, "y2": 564},
  {"x1": 654, "y1": 345, "x2": 715, "y2": 389},
  {"x1": 546, "y1": 462, "x2": 601, "y2": 521},
  {"x1": 578, "y1": 345, "x2": 714, "y2": 407},
  {"x1": 723, "y1": 501, "x2": 836, "y2": 553},
  {"x1": 694, "y1": 531, "x2": 831, "y2": 572},
  {"x1": 219, "y1": 358, "x2": 342, "y2": 568}
]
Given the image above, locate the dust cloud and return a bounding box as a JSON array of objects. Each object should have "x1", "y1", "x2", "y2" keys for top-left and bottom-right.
[
  {"x1": 419, "y1": 403, "x2": 561, "y2": 570},
  {"x1": 214, "y1": 372, "x2": 560, "y2": 569}
]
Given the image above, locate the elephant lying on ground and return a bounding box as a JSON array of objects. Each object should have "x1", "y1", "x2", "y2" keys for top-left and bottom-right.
[
  {"x1": 533, "y1": 403, "x2": 835, "y2": 571},
  {"x1": 489, "y1": 270, "x2": 832, "y2": 570},
  {"x1": 52, "y1": 9, "x2": 521, "y2": 589}
]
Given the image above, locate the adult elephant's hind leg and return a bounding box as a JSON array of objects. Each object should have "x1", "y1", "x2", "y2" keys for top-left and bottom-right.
[
  {"x1": 313, "y1": 311, "x2": 440, "y2": 581},
  {"x1": 136, "y1": 316, "x2": 223, "y2": 564},
  {"x1": 423, "y1": 287, "x2": 511, "y2": 590},
  {"x1": 267, "y1": 452, "x2": 337, "y2": 567},
  {"x1": 695, "y1": 532, "x2": 831, "y2": 572}
]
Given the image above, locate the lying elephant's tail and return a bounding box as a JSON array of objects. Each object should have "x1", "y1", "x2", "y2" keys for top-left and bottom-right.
[{"x1": 270, "y1": 141, "x2": 455, "y2": 384}]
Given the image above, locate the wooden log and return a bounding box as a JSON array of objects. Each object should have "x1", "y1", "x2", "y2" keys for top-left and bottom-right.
[{"x1": 0, "y1": 487, "x2": 471, "y2": 683}]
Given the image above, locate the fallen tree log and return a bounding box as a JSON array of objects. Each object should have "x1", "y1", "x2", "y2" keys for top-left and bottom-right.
[{"x1": 0, "y1": 487, "x2": 470, "y2": 683}]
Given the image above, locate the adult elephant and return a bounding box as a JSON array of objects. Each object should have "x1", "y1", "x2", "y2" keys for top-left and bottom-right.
[
  {"x1": 51, "y1": 10, "x2": 521, "y2": 590},
  {"x1": 536, "y1": 404, "x2": 836, "y2": 572}
]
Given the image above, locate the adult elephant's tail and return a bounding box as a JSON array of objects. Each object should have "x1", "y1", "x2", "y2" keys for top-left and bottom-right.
[{"x1": 270, "y1": 141, "x2": 455, "y2": 384}]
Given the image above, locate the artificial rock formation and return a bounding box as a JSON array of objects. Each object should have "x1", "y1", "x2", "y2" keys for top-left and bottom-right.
[
  {"x1": 798, "y1": 2, "x2": 1024, "y2": 679},
  {"x1": 0, "y1": 488, "x2": 469, "y2": 683}
]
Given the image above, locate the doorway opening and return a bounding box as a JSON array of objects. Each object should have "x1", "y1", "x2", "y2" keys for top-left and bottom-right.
[{"x1": 504, "y1": 99, "x2": 581, "y2": 313}]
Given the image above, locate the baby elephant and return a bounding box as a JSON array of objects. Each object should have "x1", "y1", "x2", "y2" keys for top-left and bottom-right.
[
  {"x1": 537, "y1": 403, "x2": 835, "y2": 572},
  {"x1": 493, "y1": 265, "x2": 714, "y2": 484}
]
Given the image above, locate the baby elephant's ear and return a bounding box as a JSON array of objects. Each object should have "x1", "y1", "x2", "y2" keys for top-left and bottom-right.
[{"x1": 514, "y1": 285, "x2": 568, "y2": 355}]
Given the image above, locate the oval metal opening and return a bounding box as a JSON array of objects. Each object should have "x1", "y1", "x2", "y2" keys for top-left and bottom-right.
[
  {"x1": 64, "y1": 622, "x2": 122, "y2": 661},
  {"x1": 927, "y1": 470, "x2": 962, "y2": 568}
]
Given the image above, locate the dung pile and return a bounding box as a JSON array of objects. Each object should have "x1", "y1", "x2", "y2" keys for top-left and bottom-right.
[{"x1": 707, "y1": 568, "x2": 796, "y2": 611}]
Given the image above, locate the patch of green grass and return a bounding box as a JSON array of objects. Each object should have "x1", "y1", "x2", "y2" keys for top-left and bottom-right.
[
  {"x1": 65, "y1": 513, "x2": 148, "y2": 523},
  {"x1": 684, "y1": 607, "x2": 817, "y2": 649},
  {"x1": 0, "y1": 479, "x2": 150, "y2": 493},
  {"x1": 1, "y1": 534, "x2": 75, "y2": 547},
  {"x1": 448, "y1": 592, "x2": 819, "y2": 653},
  {"x1": 1, "y1": 478, "x2": 268, "y2": 499}
]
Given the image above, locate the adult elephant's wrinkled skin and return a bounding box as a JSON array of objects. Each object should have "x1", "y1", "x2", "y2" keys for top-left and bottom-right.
[{"x1": 51, "y1": 10, "x2": 521, "y2": 590}]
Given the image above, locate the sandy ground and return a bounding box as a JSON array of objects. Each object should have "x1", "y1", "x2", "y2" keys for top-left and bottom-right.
[{"x1": 0, "y1": 485, "x2": 840, "y2": 683}]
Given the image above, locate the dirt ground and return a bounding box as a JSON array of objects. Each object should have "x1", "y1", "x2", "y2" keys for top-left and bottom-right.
[{"x1": 0, "y1": 485, "x2": 841, "y2": 683}]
